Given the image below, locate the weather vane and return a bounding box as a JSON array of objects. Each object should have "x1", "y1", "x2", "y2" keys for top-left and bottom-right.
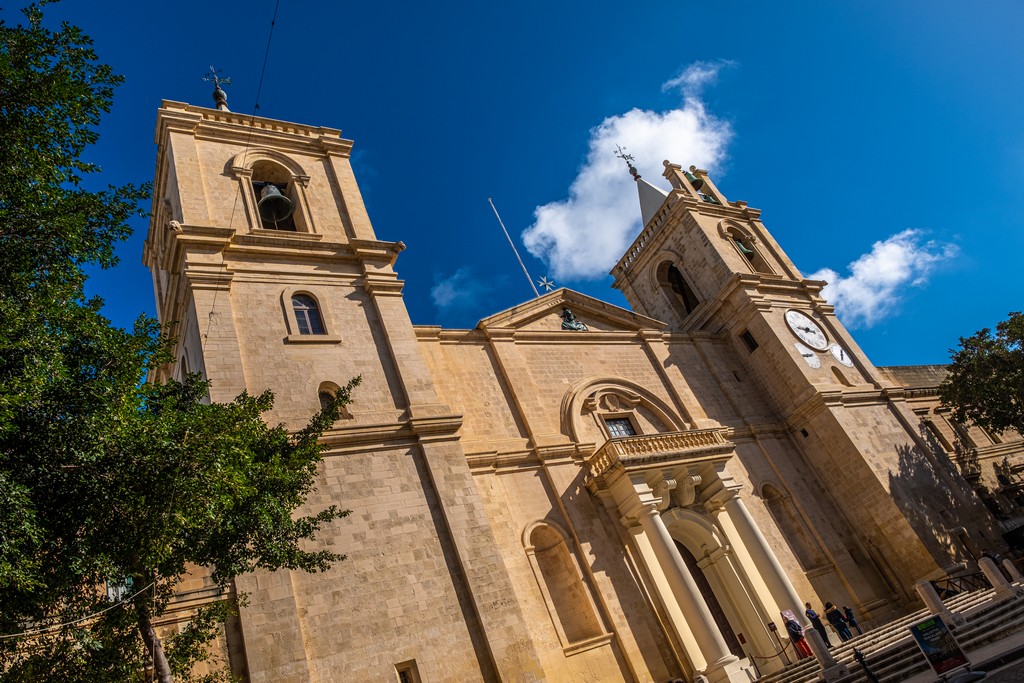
[
  {"x1": 203, "y1": 66, "x2": 231, "y2": 111},
  {"x1": 614, "y1": 144, "x2": 641, "y2": 181},
  {"x1": 537, "y1": 276, "x2": 556, "y2": 293}
]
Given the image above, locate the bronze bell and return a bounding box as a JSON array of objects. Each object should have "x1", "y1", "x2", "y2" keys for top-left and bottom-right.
[
  {"x1": 257, "y1": 183, "x2": 294, "y2": 224},
  {"x1": 683, "y1": 170, "x2": 704, "y2": 191},
  {"x1": 736, "y1": 239, "x2": 755, "y2": 256}
]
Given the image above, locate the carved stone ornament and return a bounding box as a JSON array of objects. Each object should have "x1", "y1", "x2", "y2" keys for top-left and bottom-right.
[
  {"x1": 582, "y1": 389, "x2": 643, "y2": 414},
  {"x1": 670, "y1": 474, "x2": 703, "y2": 508},
  {"x1": 167, "y1": 220, "x2": 183, "y2": 233}
]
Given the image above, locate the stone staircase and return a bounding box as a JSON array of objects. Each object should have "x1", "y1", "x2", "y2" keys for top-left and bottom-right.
[{"x1": 755, "y1": 588, "x2": 1024, "y2": 683}]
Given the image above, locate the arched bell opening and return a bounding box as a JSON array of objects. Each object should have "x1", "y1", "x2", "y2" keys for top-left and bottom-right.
[
  {"x1": 251, "y1": 160, "x2": 297, "y2": 231},
  {"x1": 228, "y1": 149, "x2": 317, "y2": 235},
  {"x1": 656, "y1": 261, "x2": 701, "y2": 321},
  {"x1": 716, "y1": 221, "x2": 775, "y2": 276}
]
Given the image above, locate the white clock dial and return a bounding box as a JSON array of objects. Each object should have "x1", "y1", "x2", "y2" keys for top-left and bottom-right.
[
  {"x1": 830, "y1": 343, "x2": 854, "y2": 367},
  {"x1": 795, "y1": 342, "x2": 821, "y2": 368},
  {"x1": 784, "y1": 310, "x2": 828, "y2": 351}
]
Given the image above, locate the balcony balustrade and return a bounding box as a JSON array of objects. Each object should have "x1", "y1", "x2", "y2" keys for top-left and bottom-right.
[{"x1": 587, "y1": 428, "x2": 733, "y2": 484}]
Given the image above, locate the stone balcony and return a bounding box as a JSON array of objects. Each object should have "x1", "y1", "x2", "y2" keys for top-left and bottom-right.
[{"x1": 586, "y1": 428, "x2": 734, "y2": 487}]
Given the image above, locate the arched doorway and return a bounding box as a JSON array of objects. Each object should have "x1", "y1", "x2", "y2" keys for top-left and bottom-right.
[
  {"x1": 661, "y1": 506, "x2": 780, "y2": 668},
  {"x1": 675, "y1": 541, "x2": 744, "y2": 658}
]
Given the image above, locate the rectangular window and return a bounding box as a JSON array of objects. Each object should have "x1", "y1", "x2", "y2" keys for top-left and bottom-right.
[
  {"x1": 740, "y1": 330, "x2": 759, "y2": 352},
  {"x1": 395, "y1": 661, "x2": 420, "y2": 683},
  {"x1": 605, "y1": 417, "x2": 637, "y2": 437}
]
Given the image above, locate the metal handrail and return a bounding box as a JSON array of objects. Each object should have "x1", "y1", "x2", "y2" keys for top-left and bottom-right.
[{"x1": 930, "y1": 572, "x2": 992, "y2": 600}]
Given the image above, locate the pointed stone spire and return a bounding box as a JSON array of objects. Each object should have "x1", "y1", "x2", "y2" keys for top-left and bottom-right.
[
  {"x1": 637, "y1": 177, "x2": 669, "y2": 227},
  {"x1": 614, "y1": 145, "x2": 668, "y2": 226}
]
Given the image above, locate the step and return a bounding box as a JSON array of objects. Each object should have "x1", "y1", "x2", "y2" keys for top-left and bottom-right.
[{"x1": 757, "y1": 589, "x2": 1024, "y2": 683}]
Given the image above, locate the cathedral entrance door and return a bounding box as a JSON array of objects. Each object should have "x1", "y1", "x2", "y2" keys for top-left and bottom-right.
[{"x1": 675, "y1": 540, "x2": 745, "y2": 659}]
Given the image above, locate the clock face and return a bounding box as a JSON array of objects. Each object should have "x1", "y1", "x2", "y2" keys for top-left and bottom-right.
[
  {"x1": 785, "y1": 310, "x2": 828, "y2": 351},
  {"x1": 795, "y1": 342, "x2": 821, "y2": 368},
  {"x1": 830, "y1": 343, "x2": 854, "y2": 367}
]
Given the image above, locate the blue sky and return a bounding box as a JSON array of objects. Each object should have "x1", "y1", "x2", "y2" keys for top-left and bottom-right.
[{"x1": 16, "y1": 0, "x2": 1023, "y2": 367}]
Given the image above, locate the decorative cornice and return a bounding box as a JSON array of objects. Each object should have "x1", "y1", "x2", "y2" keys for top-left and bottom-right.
[
  {"x1": 361, "y1": 273, "x2": 405, "y2": 297},
  {"x1": 184, "y1": 266, "x2": 234, "y2": 291},
  {"x1": 350, "y1": 239, "x2": 406, "y2": 266}
]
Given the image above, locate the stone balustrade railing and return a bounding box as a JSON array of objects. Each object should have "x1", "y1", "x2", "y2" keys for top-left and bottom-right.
[
  {"x1": 612, "y1": 202, "x2": 672, "y2": 277},
  {"x1": 587, "y1": 429, "x2": 731, "y2": 480}
]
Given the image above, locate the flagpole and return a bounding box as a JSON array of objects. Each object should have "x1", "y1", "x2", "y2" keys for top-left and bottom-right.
[{"x1": 488, "y1": 197, "x2": 540, "y2": 298}]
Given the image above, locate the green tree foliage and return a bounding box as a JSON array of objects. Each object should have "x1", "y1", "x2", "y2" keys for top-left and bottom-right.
[
  {"x1": 0, "y1": 4, "x2": 354, "y2": 680},
  {"x1": 940, "y1": 312, "x2": 1024, "y2": 437}
]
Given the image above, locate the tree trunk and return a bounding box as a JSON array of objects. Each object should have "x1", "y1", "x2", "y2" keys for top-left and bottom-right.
[{"x1": 137, "y1": 602, "x2": 173, "y2": 683}]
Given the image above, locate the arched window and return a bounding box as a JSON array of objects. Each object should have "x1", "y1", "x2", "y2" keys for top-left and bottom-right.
[
  {"x1": 318, "y1": 381, "x2": 352, "y2": 419},
  {"x1": 292, "y1": 294, "x2": 325, "y2": 335},
  {"x1": 318, "y1": 390, "x2": 335, "y2": 411}
]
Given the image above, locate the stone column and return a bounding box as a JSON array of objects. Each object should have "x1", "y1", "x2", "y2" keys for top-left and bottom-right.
[
  {"x1": 1004, "y1": 559, "x2": 1023, "y2": 583},
  {"x1": 637, "y1": 505, "x2": 738, "y2": 671},
  {"x1": 719, "y1": 495, "x2": 807, "y2": 623},
  {"x1": 980, "y1": 557, "x2": 1016, "y2": 600},
  {"x1": 805, "y1": 628, "x2": 850, "y2": 682},
  {"x1": 914, "y1": 579, "x2": 961, "y2": 624},
  {"x1": 626, "y1": 522, "x2": 705, "y2": 671}
]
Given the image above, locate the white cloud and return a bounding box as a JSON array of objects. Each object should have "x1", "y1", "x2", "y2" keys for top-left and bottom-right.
[
  {"x1": 808, "y1": 229, "x2": 958, "y2": 328},
  {"x1": 522, "y1": 60, "x2": 735, "y2": 281},
  {"x1": 430, "y1": 266, "x2": 492, "y2": 311},
  {"x1": 662, "y1": 59, "x2": 737, "y2": 97}
]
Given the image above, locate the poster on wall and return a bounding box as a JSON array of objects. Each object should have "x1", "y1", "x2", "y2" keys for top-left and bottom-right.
[{"x1": 909, "y1": 616, "x2": 969, "y2": 675}]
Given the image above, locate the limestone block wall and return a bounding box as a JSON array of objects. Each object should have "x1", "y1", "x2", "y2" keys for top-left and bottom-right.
[
  {"x1": 222, "y1": 273, "x2": 406, "y2": 428},
  {"x1": 235, "y1": 445, "x2": 497, "y2": 682},
  {"x1": 415, "y1": 332, "x2": 527, "y2": 452},
  {"x1": 417, "y1": 303, "x2": 863, "y2": 676},
  {"x1": 471, "y1": 467, "x2": 646, "y2": 682}
]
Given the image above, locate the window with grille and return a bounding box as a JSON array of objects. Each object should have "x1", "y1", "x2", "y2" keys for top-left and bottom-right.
[{"x1": 605, "y1": 417, "x2": 637, "y2": 437}]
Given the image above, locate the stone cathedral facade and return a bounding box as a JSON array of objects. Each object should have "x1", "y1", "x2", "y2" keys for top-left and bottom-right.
[{"x1": 143, "y1": 100, "x2": 1023, "y2": 683}]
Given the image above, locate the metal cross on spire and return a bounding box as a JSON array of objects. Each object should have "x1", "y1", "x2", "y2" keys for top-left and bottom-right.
[
  {"x1": 614, "y1": 144, "x2": 641, "y2": 181},
  {"x1": 203, "y1": 66, "x2": 231, "y2": 111},
  {"x1": 537, "y1": 276, "x2": 556, "y2": 293}
]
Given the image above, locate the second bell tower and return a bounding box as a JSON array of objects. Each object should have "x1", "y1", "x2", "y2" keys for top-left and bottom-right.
[{"x1": 611, "y1": 160, "x2": 1001, "y2": 603}]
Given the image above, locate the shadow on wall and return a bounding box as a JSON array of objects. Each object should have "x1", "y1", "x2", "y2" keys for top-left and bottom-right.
[
  {"x1": 887, "y1": 424, "x2": 1004, "y2": 570},
  {"x1": 561, "y1": 467, "x2": 688, "y2": 681}
]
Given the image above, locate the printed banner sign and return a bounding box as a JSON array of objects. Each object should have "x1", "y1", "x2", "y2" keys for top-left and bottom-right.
[{"x1": 909, "y1": 616, "x2": 969, "y2": 675}]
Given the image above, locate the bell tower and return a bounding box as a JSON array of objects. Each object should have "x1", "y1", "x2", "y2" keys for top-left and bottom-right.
[
  {"x1": 142, "y1": 91, "x2": 545, "y2": 681},
  {"x1": 611, "y1": 160, "x2": 1002, "y2": 608}
]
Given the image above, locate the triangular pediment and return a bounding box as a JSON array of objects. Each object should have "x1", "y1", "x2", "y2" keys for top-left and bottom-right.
[{"x1": 476, "y1": 288, "x2": 666, "y2": 333}]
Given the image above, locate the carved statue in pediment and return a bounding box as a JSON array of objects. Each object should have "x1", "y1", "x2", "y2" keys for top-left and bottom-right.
[{"x1": 561, "y1": 308, "x2": 588, "y2": 331}]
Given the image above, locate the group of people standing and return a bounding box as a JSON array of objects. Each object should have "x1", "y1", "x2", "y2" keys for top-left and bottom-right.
[{"x1": 784, "y1": 601, "x2": 863, "y2": 659}]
